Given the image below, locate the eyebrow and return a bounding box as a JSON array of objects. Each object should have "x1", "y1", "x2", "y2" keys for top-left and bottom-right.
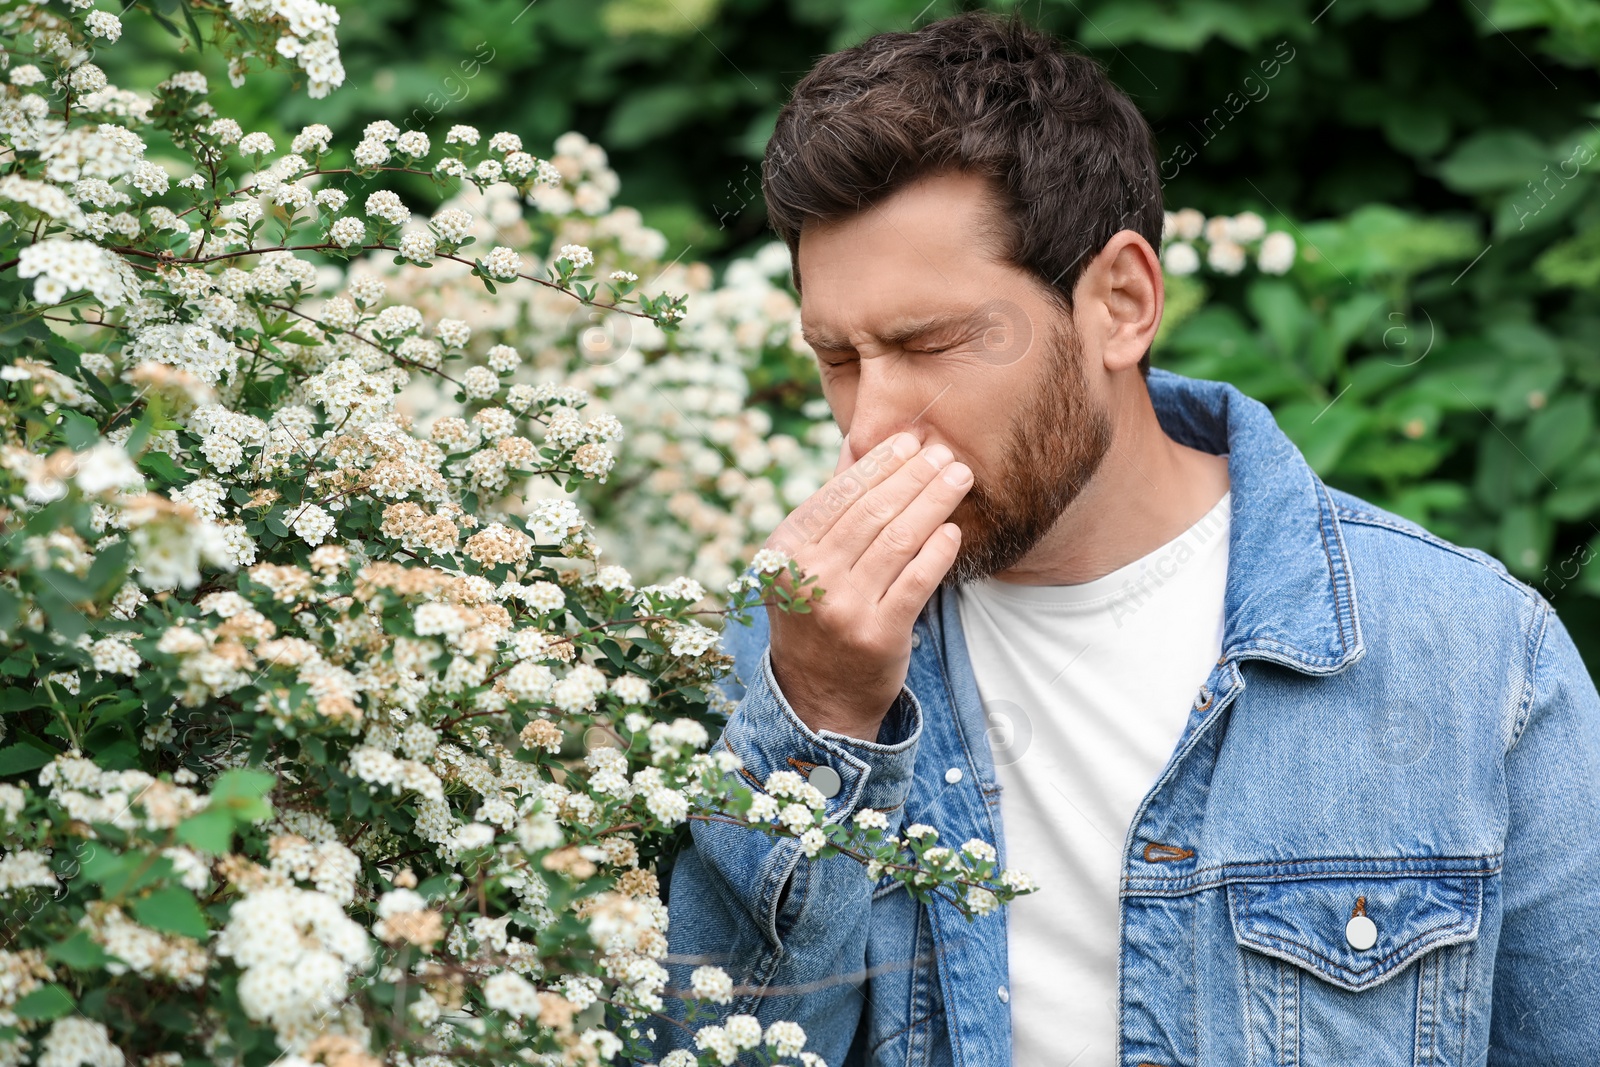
[{"x1": 800, "y1": 312, "x2": 980, "y2": 352}]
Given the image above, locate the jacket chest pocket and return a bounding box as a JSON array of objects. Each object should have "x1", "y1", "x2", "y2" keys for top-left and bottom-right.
[{"x1": 1226, "y1": 871, "x2": 1487, "y2": 1067}]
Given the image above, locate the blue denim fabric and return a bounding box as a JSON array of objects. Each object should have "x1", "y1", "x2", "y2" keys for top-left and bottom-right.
[{"x1": 644, "y1": 368, "x2": 1600, "y2": 1066}]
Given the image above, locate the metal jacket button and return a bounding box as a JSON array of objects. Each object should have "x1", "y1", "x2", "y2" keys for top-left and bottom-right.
[
  {"x1": 944, "y1": 767, "x2": 963, "y2": 784},
  {"x1": 1346, "y1": 914, "x2": 1378, "y2": 950},
  {"x1": 806, "y1": 764, "x2": 842, "y2": 799},
  {"x1": 1346, "y1": 896, "x2": 1378, "y2": 950},
  {"x1": 910, "y1": 631, "x2": 921, "y2": 648}
]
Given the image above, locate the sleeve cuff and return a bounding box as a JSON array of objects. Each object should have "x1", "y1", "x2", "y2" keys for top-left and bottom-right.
[{"x1": 716, "y1": 642, "x2": 923, "y2": 819}]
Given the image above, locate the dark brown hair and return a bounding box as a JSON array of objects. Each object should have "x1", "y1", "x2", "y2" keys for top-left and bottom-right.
[{"x1": 763, "y1": 9, "x2": 1163, "y2": 374}]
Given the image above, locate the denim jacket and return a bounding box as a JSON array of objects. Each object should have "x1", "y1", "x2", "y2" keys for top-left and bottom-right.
[{"x1": 646, "y1": 368, "x2": 1600, "y2": 1067}]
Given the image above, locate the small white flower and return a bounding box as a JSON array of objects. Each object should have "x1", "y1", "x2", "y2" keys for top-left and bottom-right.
[
  {"x1": 690, "y1": 965, "x2": 733, "y2": 1004},
  {"x1": 1229, "y1": 211, "x2": 1267, "y2": 243},
  {"x1": 68, "y1": 64, "x2": 107, "y2": 92},
  {"x1": 329, "y1": 216, "x2": 365, "y2": 248},
  {"x1": 364, "y1": 190, "x2": 410, "y2": 225},
  {"x1": 852, "y1": 807, "x2": 889, "y2": 831},
  {"x1": 353, "y1": 138, "x2": 390, "y2": 167},
  {"x1": 1162, "y1": 241, "x2": 1200, "y2": 276},
  {"x1": 461, "y1": 366, "x2": 498, "y2": 400},
  {"x1": 431, "y1": 208, "x2": 473, "y2": 243},
  {"x1": 398, "y1": 229, "x2": 437, "y2": 264},
  {"x1": 85, "y1": 10, "x2": 122, "y2": 40},
  {"x1": 1206, "y1": 238, "x2": 1247, "y2": 275},
  {"x1": 435, "y1": 318, "x2": 470, "y2": 348},
  {"x1": 486, "y1": 343, "x2": 520, "y2": 373},
  {"x1": 482, "y1": 245, "x2": 522, "y2": 280},
  {"x1": 765, "y1": 1020, "x2": 807, "y2": 1057},
  {"x1": 292, "y1": 123, "x2": 334, "y2": 155},
  {"x1": 556, "y1": 243, "x2": 594, "y2": 270},
  {"x1": 395, "y1": 130, "x2": 430, "y2": 157},
  {"x1": 292, "y1": 503, "x2": 336, "y2": 546},
  {"x1": 238, "y1": 131, "x2": 275, "y2": 155},
  {"x1": 1257, "y1": 231, "x2": 1296, "y2": 275}
]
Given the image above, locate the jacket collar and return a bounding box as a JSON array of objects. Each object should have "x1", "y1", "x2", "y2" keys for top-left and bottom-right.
[{"x1": 1142, "y1": 368, "x2": 1364, "y2": 674}]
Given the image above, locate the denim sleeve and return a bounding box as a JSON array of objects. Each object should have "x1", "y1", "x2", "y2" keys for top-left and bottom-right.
[
  {"x1": 1489, "y1": 602, "x2": 1600, "y2": 1062},
  {"x1": 644, "y1": 589, "x2": 924, "y2": 1065}
]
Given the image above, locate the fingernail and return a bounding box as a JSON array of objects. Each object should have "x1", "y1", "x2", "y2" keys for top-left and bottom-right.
[
  {"x1": 891, "y1": 432, "x2": 920, "y2": 459},
  {"x1": 942, "y1": 462, "x2": 971, "y2": 486},
  {"x1": 923, "y1": 443, "x2": 953, "y2": 469}
]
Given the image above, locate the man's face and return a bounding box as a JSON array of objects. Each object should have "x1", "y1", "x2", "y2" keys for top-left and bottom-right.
[{"x1": 796, "y1": 170, "x2": 1114, "y2": 587}]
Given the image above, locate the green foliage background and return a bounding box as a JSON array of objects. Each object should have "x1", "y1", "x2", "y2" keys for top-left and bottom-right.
[{"x1": 112, "y1": 0, "x2": 1600, "y2": 670}]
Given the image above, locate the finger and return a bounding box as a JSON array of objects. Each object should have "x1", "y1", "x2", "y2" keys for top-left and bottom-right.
[
  {"x1": 849, "y1": 457, "x2": 972, "y2": 600},
  {"x1": 834, "y1": 430, "x2": 854, "y2": 478},
  {"x1": 772, "y1": 430, "x2": 921, "y2": 554},
  {"x1": 818, "y1": 442, "x2": 961, "y2": 576},
  {"x1": 882, "y1": 522, "x2": 962, "y2": 624}
]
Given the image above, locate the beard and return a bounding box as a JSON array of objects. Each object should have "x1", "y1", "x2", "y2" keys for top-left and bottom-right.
[{"x1": 937, "y1": 316, "x2": 1114, "y2": 588}]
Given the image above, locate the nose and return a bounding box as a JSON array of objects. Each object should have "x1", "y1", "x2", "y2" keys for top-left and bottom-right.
[{"x1": 843, "y1": 363, "x2": 929, "y2": 462}]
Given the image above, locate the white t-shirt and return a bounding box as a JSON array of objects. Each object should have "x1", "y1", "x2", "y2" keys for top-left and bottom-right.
[{"x1": 954, "y1": 489, "x2": 1231, "y2": 1067}]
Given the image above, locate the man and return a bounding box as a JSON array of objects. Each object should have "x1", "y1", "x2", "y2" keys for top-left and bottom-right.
[{"x1": 649, "y1": 10, "x2": 1600, "y2": 1066}]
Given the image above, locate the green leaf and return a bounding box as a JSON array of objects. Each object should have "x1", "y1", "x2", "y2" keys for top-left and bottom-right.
[
  {"x1": 13, "y1": 984, "x2": 74, "y2": 1021},
  {"x1": 1274, "y1": 398, "x2": 1368, "y2": 473},
  {"x1": 1436, "y1": 129, "x2": 1549, "y2": 193},
  {"x1": 1498, "y1": 504, "x2": 1552, "y2": 575},
  {"x1": 59, "y1": 410, "x2": 100, "y2": 451},
  {"x1": 148, "y1": 7, "x2": 182, "y2": 38},
  {"x1": 151, "y1": 999, "x2": 195, "y2": 1034},
  {"x1": 85, "y1": 539, "x2": 131, "y2": 600},
  {"x1": 176, "y1": 807, "x2": 235, "y2": 853},
  {"x1": 1522, "y1": 395, "x2": 1593, "y2": 474},
  {"x1": 133, "y1": 887, "x2": 209, "y2": 939},
  {"x1": 209, "y1": 771, "x2": 278, "y2": 806},
  {"x1": 0, "y1": 740, "x2": 54, "y2": 775},
  {"x1": 47, "y1": 931, "x2": 111, "y2": 970},
  {"x1": 180, "y1": 2, "x2": 206, "y2": 53},
  {"x1": 1245, "y1": 279, "x2": 1310, "y2": 362},
  {"x1": 136, "y1": 449, "x2": 189, "y2": 486},
  {"x1": 75, "y1": 841, "x2": 131, "y2": 885}
]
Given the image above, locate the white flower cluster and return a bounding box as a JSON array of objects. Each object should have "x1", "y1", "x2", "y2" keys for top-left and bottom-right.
[
  {"x1": 0, "y1": 849, "x2": 56, "y2": 896},
  {"x1": 1161, "y1": 208, "x2": 1296, "y2": 276},
  {"x1": 36, "y1": 1017, "x2": 124, "y2": 1067},
  {"x1": 83, "y1": 903, "x2": 209, "y2": 988},
  {"x1": 214, "y1": 886, "x2": 372, "y2": 1040},
  {"x1": 226, "y1": 0, "x2": 346, "y2": 99},
  {"x1": 17, "y1": 238, "x2": 140, "y2": 307},
  {"x1": 36, "y1": 753, "x2": 206, "y2": 834},
  {"x1": 693, "y1": 1014, "x2": 822, "y2": 1066}
]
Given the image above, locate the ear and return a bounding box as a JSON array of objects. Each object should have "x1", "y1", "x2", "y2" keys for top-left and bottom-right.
[{"x1": 1080, "y1": 229, "x2": 1163, "y2": 375}]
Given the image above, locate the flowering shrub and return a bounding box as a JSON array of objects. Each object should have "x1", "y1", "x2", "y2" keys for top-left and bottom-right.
[
  {"x1": 346, "y1": 151, "x2": 1295, "y2": 610},
  {"x1": 329, "y1": 158, "x2": 841, "y2": 606},
  {"x1": 0, "y1": 4, "x2": 1036, "y2": 1066}
]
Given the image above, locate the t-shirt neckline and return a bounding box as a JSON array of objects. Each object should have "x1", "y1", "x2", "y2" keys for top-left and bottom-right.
[{"x1": 958, "y1": 487, "x2": 1231, "y2": 609}]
